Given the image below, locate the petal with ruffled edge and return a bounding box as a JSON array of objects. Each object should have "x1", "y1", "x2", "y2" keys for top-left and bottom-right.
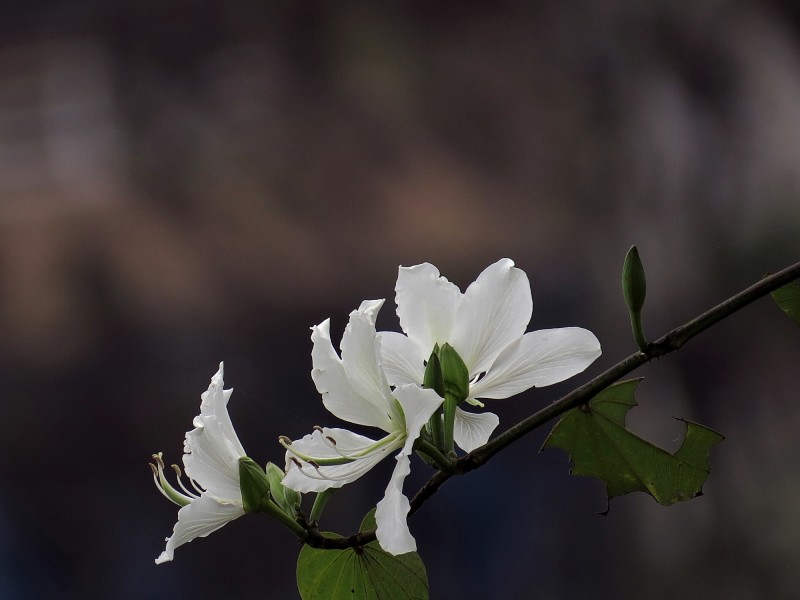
[
  {"x1": 155, "y1": 494, "x2": 244, "y2": 564},
  {"x1": 395, "y1": 263, "x2": 461, "y2": 354},
  {"x1": 450, "y1": 259, "x2": 533, "y2": 377},
  {"x1": 377, "y1": 331, "x2": 426, "y2": 388},
  {"x1": 374, "y1": 383, "x2": 442, "y2": 555},
  {"x1": 311, "y1": 319, "x2": 395, "y2": 432},
  {"x1": 183, "y1": 364, "x2": 245, "y2": 502},
  {"x1": 453, "y1": 407, "x2": 500, "y2": 452},
  {"x1": 340, "y1": 305, "x2": 403, "y2": 428},
  {"x1": 282, "y1": 427, "x2": 402, "y2": 494},
  {"x1": 469, "y1": 327, "x2": 601, "y2": 400}
]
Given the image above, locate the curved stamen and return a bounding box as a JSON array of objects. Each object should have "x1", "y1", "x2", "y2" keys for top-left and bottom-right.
[
  {"x1": 150, "y1": 453, "x2": 194, "y2": 507},
  {"x1": 170, "y1": 463, "x2": 202, "y2": 498},
  {"x1": 280, "y1": 430, "x2": 403, "y2": 467}
]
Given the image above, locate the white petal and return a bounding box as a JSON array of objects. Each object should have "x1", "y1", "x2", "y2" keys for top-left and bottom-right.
[
  {"x1": 393, "y1": 384, "x2": 444, "y2": 455},
  {"x1": 183, "y1": 364, "x2": 245, "y2": 501},
  {"x1": 357, "y1": 299, "x2": 385, "y2": 325},
  {"x1": 155, "y1": 494, "x2": 243, "y2": 564},
  {"x1": 372, "y1": 384, "x2": 442, "y2": 555},
  {"x1": 450, "y1": 259, "x2": 533, "y2": 376},
  {"x1": 377, "y1": 331, "x2": 426, "y2": 387},
  {"x1": 453, "y1": 408, "x2": 500, "y2": 452},
  {"x1": 395, "y1": 263, "x2": 461, "y2": 353},
  {"x1": 340, "y1": 309, "x2": 402, "y2": 429},
  {"x1": 282, "y1": 427, "x2": 401, "y2": 493},
  {"x1": 311, "y1": 319, "x2": 394, "y2": 431},
  {"x1": 375, "y1": 454, "x2": 416, "y2": 555},
  {"x1": 469, "y1": 327, "x2": 601, "y2": 400}
]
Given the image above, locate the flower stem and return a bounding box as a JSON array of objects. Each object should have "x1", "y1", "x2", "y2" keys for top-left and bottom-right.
[
  {"x1": 261, "y1": 497, "x2": 309, "y2": 540},
  {"x1": 629, "y1": 310, "x2": 647, "y2": 350},
  {"x1": 442, "y1": 392, "x2": 458, "y2": 456},
  {"x1": 427, "y1": 408, "x2": 443, "y2": 450},
  {"x1": 414, "y1": 438, "x2": 455, "y2": 472},
  {"x1": 309, "y1": 489, "x2": 335, "y2": 524}
]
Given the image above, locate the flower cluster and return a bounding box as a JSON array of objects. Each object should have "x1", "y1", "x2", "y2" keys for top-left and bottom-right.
[{"x1": 151, "y1": 259, "x2": 601, "y2": 561}]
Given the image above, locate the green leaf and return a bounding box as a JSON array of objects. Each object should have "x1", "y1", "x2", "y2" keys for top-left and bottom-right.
[
  {"x1": 771, "y1": 281, "x2": 800, "y2": 325},
  {"x1": 542, "y1": 379, "x2": 724, "y2": 508},
  {"x1": 297, "y1": 510, "x2": 428, "y2": 600}
]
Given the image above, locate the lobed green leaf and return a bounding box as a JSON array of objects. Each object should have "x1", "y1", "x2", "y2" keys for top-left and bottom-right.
[{"x1": 542, "y1": 379, "x2": 724, "y2": 509}]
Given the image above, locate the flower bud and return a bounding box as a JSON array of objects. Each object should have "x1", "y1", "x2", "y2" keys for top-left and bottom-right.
[
  {"x1": 265, "y1": 461, "x2": 301, "y2": 518},
  {"x1": 622, "y1": 245, "x2": 647, "y2": 315},
  {"x1": 238, "y1": 457, "x2": 272, "y2": 514},
  {"x1": 438, "y1": 343, "x2": 469, "y2": 404},
  {"x1": 422, "y1": 346, "x2": 445, "y2": 397},
  {"x1": 622, "y1": 245, "x2": 648, "y2": 349}
]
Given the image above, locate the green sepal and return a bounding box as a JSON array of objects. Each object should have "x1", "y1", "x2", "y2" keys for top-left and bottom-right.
[
  {"x1": 239, "y1": 456, "x2": 272, "y2": 514},
  {"x1": 422, "y1": 347, "x2": 445, "y2": 397},
  {"x1": 266, "y1": 461, "x2": 301, "y2": 518},
  {"x1": 438, "y1": 343, "x2": 469, "y2": 403}
]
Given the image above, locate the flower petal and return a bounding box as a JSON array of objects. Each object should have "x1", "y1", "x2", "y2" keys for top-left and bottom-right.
[
  {"x1": 311, "y1": 318, "x2": 394, "y2": 431},
  {"x1": 340, "y1": 306, "x2": 403, "y2": 429},
  {"x1": 393, "y1": 384, "x2": 444, "y2": 455},
  {"x1": 282, "y1": 427, "x2": 401, "y2": 493},
  {"x1": 372, "y1": 384, "x2": 442, "y2": 555},
  {"x1": 377, "y1": 331, "x2": 426, "y2": 387},
  {"x1": 469, "y1": 327, "x2": 601, "y2": 400},
  {"x1": 450, "y1": 259, "x2": 533, "y2": 376},
  {"x1": 155, "y1": 493, "x2": 243, "y2": 564},
  {"x1": 375, "y1": 454, "x2": 415, "y2": 555},
  {"x1": 183, "y1": 364, "x2": 245, "y2": 501},
  {"x1": 395, "y1": 263, "x2": 461, "y2": 353},
  {"x1": 453, "y1": 408, "x2": 499, "y2": 452}
]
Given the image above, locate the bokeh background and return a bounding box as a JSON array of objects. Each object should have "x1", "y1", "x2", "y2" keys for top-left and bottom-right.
[{"x1": 1, "y1": 1, "x2": 799, "y2": 598}]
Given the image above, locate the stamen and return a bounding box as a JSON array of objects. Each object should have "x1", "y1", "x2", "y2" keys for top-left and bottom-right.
[
  {"x1": 170, "y1": 464, "x2": 201, "y2": 498},
  {"x1": 149, "y1": 452, "x2": 193, "y2": 507},
  {"x1": 325, "y1": 436, "x2": 337, "y2": 446},
  {"x1": 290, "y1": 457, "x2": 303, "y2": 469},
  {"x1": 313, "y1": 425, "x2": 324, "y2": 433}
]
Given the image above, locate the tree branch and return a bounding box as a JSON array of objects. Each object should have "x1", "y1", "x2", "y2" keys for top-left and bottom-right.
[{"x1": 305, "y1": 259, "x2": 800, "y2": 548}]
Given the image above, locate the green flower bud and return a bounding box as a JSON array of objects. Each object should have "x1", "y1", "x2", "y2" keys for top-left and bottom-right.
[
  {"x1": 265, "y1": 462, "x2": 301, "y2": 518},
  {"x1": 422, "y1": 345, "x2": 445, "y2": 397},
  {"x1": 238, "y1": 457, "x2": 272, "y2": 514},
  {"x1": 622, "y1": 245, "x2": 648, "y2": 349},
  {"x1": 622, "y1": 245, "x2": 647, "y2": 315},
  {"x1": 438, "y1": 343, "x2": 469, "y2": 404}
]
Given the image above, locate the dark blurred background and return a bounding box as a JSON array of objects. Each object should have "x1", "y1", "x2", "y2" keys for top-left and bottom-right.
[{"x1": 1, "y1": 1, "x2": 799, "y2": 598}]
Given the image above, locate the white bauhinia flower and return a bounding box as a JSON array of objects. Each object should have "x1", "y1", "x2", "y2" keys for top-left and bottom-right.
[
  {"x1": 150, "y1": 363, "x2": 247, "y2": 564},
  {"x1": 378, "y1": 259, "x2": 602, "y2": 452},
  {"x1": 281, "y1": 300, "x2": 443, "y2": 555}
]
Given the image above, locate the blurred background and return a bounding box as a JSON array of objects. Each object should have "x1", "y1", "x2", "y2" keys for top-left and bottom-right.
[{"x1": 1, "y1": 1, "x2": 799, "y2": 598}]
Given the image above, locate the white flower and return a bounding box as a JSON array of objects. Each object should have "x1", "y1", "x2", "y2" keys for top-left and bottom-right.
[
  {"x1": 151, "y1": 363, "x2": 246, "y2": 564},
  {"x1": 281, "y1": 300, "x2": 443, "y2": 555},
  {"x1": 378, "y1": 259, "x2": 602, "y2": 452}
]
